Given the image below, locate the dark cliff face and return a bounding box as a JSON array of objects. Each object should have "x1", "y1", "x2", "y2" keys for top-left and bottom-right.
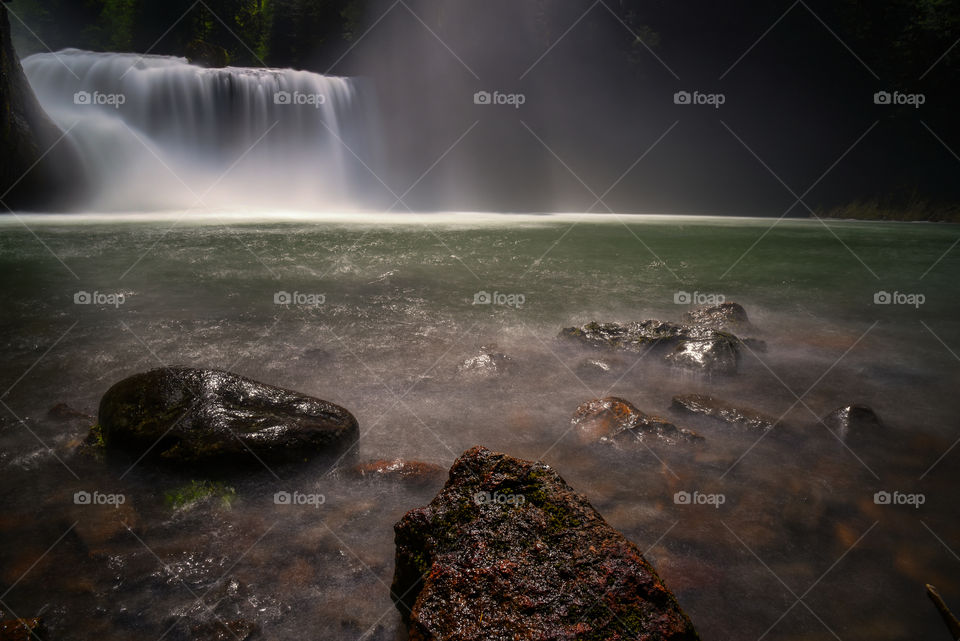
[{"x1": 0, "y1": 4, "x2": 85, "y2": 210}]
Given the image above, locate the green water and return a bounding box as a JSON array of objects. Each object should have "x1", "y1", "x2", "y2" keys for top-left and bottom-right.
[{"x1": 0, "y1": 213, "x2": 958, "y2": 640}]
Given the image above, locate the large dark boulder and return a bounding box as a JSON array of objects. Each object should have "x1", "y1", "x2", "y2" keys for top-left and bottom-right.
[
  {"x1": 572, "y1": 396, "x2": 703, "y2": 446},
  {"x1": 392, "y1": 446, "x2": 700, "y2": 641},
  {"x1": 96, "y1": 368, "x2": 358, "y2": 466},
  {"x1": 671, "y1": 394, "x2": 778, "y2": 432},
  {"x1": 560, "y1": 320, "x2": 741, "y2": 374},
  {"x1": 1, "y1": 4, "x2": 85, "y2": 209}
]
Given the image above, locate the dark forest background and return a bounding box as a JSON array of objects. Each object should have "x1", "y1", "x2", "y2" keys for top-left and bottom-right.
[{"x1": 7, "y1": 0, "x2": 960, "y2": 217}]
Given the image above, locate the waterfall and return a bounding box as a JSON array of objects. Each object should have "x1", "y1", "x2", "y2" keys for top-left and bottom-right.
[{"x1": 21, "y1": 49, "x2": 379, "y2": 211}]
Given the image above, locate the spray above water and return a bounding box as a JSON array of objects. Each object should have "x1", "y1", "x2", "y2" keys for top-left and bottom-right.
[{"x1": 22, "y1": 49, "x2": 380, "y2": 211}]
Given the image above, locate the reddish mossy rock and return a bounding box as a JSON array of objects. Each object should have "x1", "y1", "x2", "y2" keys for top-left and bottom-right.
[
  {"x1": 391, "y1": 446, "x2": 700, "y2": 641},
  {"x1": 572, "y1": 397, "x2": 703, "y2": 446}
]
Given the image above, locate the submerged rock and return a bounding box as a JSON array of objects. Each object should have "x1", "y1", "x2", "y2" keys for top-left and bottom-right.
[
  {"x1": 47, "y1": 402, "x2": 92, "y2": 421},
  {"x1": 671, "y1": 394, "x2": 778, "y2": 432},
  {"x1": 97, "y1": 368, "x2": 358, "y2": 466},
  {"x1": 392, "y1": 446, "x2": 700, "y2": 641},
  {"x1": 189, "y1": 619, "x2": 256, "y2": 641},
  {"x1": 350, "y1": 458, "x2": 446, "y2": 485},
  {"x1": 572, "y1": 396, "x2": 703, "y2": 446},
  {"x1": 822, "y1": 404, "x2": 883, "y2": 439},
  {"x1": 0, "y1": 619, "x2": 45, "y2": 641},
  {"x1": 575, "y1": 356, "x2": 626, "y2": 378},
  {"x1": 560, "y1": 320, "x2": 740, "y2": 374},
  {"x1": 455, "y1": 350, "x2": 517, "y2": 380}
]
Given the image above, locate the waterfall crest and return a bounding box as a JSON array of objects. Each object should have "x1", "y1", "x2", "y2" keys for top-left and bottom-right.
[{"x1": 22, "y1": 49, "x2": 379, "y2": 211}]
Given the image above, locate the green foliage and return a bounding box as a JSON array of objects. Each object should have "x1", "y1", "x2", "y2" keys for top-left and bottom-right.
[{"x1": 164, "y1": 479, "x2": 237, "y2": 510}]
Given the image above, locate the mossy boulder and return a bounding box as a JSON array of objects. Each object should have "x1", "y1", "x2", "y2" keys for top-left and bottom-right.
[
  {"x1": 96, "y1": 367, "x2": 358, "y2": 467},
  {"x1": 391, "y1": 446, "x2": 700, "y2": 640}
]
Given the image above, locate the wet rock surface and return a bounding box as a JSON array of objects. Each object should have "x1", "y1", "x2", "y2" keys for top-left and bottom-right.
[
  {"x1": 572, "y1": 397, "x2": 703, "y2": 446},
  {"x1": 671, "y1": 394, "x2": 779, "y2": 432},
  {"x1": 822, "y1": 404, "x2": 883, "y2": 439},
  {"x1": 560, "y1": 320, "x2": 741, "y2": 374},
  {"x1": 97, "y1": 367, "x2": 358, "y2": 466},
  {"x1": 391, "y1": 446, "x2": 700, "y2": 641},
  {"x1": 682, "y1": 302, "x2": 751, "y2": 331},
  {"x1": 350, "y1": 459, "x2": 446, "y2": 485},
  {"x1": 0, "y1": 619, "x2": 46, "y2": 641},
  {"x1": 455, "y1": 349, "x2": 517, "y2": 380}
]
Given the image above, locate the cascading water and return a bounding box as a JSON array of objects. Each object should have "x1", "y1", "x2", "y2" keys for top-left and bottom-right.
[{"x1": 21, "y1": 49, "x2": 380, "y2": 211}]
